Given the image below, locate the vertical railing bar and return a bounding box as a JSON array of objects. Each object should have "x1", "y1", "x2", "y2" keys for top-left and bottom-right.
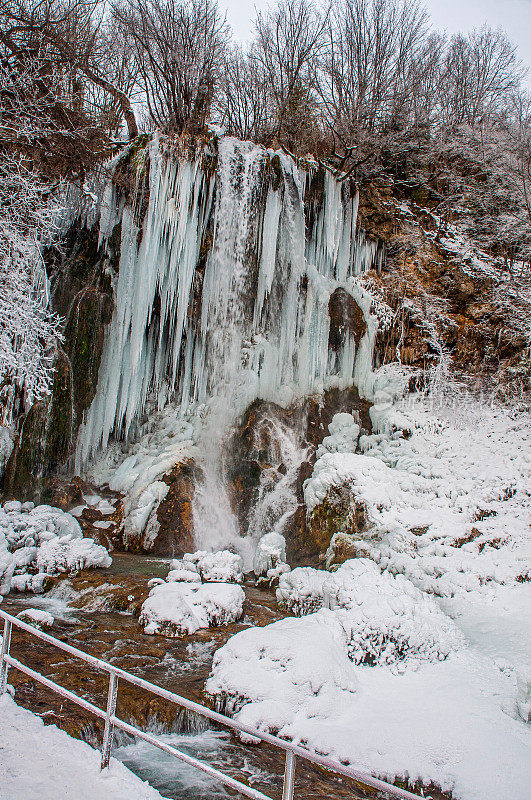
[
  {"x1": 101, "y1": 671, "x2": 119, "y2": 769},
  {"x1": 282, "y1": 750, "x2": 296, "y2": 800},
  {"x1": 0, "y1": 618, "x2": 12, "y2": 694}
]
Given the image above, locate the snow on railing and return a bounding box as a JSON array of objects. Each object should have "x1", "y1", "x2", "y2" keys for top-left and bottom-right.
[{"x1": 0, "y1": 608, "x2": 423, "y2": 800}]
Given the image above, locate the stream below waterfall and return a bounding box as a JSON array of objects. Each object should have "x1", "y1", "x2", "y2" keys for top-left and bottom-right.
[{"x1": 2, "y1": 554, "x2": 369, "y2": 800}]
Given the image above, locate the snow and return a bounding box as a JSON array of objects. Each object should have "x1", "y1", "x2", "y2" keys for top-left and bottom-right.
[
  {"x1": 140, "y1": 581, "x2": 245, "y2": 637},
  {"x1": 0, "y1": 695, "x2": 166, "y2": 800},
  {"x1": 277, "y1": 559, "x2": 462, "y2": 666},
  {"x1": 206, "y1": 611, "x2": 358, "y2": 719},
  {"x1": 207, "y1": 397, "x2": 531, "y2": 800},
  {"x1": 0, "y1": 502, "x2": 111, "y2": 596}
]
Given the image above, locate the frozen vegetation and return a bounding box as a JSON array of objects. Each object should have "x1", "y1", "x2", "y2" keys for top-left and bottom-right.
[
  {"x1": 139, "y1": 550, "x2": 245, "y2": 636},
  {"x1": 0, "y1": 501, "x2": 111, "y2": 596}
]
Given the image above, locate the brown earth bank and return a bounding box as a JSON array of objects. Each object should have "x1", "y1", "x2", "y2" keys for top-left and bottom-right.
[{"x1": 1, "y1": 559, "x2": 452, "y2": 800}]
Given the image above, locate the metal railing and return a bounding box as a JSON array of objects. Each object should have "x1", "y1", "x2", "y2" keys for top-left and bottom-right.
[{"x1": 0, "y1": 608, "x2": 422, "y2": 800}]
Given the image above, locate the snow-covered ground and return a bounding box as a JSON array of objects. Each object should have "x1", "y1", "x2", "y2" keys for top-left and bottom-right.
[
  {"x1": 0, "y1": 695, "x2": 167, "y2": 800},
  {"x1": 207, "y1": 396, "x2": 531, "y2": 800}
]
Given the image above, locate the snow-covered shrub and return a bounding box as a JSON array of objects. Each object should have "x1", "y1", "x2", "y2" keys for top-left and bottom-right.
[
  {"x1": 278, "y1": 560, "x2": 463, "y2": 665},
  {"x1": 277, "y1": 567, "x2": 328, "y2": 614},
  {"x1": 0, "y1": 502, "x2": 111, "y2": 595},
  {"x1": 140, "y1": 581, "x2": 245, "y2": 637},
  {"x1": 0, "y1": 157, "x2": 64, "y2": 409}
]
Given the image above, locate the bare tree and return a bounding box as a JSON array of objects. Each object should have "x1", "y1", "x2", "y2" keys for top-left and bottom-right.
[
  {"x1": 217, "y1": 45, "x2": 271, "y2": 141},
  {"x1": 112, "y1": 0, "x2": 229, "y2": 134},
  {"x1": 252, "y1": 0, "x2": 327, "y2": 150},
  {"x1": 0, "y1": 0, "x2": 139, "y2": 151}
]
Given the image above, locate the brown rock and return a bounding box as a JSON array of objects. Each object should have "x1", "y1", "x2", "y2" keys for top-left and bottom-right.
[{"x1": 151, "y1": 459, "x2": 201, "y2": 556}]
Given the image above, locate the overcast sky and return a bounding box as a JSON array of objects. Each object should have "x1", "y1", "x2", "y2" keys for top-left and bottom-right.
[{"x1": 220, "y1": 0, "x2": 531, "y2": 88}]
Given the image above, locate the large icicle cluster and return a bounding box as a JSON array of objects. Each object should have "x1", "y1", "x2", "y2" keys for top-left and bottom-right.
[{"x1": 77, "y1": 136, "x2": 382, "y2": 468}]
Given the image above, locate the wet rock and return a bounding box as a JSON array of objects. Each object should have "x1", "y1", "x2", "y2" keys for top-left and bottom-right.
[
  {"x1": 150, "y1": 459, "x2": 201, "y2": 556},
  {"x1": 226, "y1": 388, "x2": 372, "y2": 566},
  {"x1": 328, "y1": 288, "x2": 366, "y2": 352}
]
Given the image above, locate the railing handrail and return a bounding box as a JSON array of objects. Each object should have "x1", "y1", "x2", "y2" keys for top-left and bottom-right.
[{"x1": 0, "y1": 607, "x2": 423, "y2": 800}]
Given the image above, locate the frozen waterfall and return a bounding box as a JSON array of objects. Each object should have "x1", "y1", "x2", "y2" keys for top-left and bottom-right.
[{"x1": 76, "y1": 135, "x2": 383, "y2": 471}]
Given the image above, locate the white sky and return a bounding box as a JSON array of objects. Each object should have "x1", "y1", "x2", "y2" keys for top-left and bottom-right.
[{"x1": 220, "y1": 0, "x2": 531, "y2": 88}]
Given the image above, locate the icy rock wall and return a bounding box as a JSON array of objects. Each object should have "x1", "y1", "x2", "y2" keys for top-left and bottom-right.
[{"x1": 76, "y1": 135, "x2": 383, "y2": 469}]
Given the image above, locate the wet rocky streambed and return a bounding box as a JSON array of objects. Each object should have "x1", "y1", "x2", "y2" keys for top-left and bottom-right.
[{"x1": 2, "y1": 555, "x2": 378, "y2": 800}]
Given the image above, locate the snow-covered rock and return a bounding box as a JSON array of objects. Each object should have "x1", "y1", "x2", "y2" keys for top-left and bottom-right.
[
  {"x1": 36, "y1": 535, "x2": 111, "y2": 576},
  {"x1": 16, "y1": 608, "x2": 54, "y2": 628},
  {"x1": 166, "y1": 560, "x2": 202, "y2": 583},
  {"x1": 140, "y1": 581, "x2": 245, "y2": 636},
  {"x1": 182, "y1": 550, "x2": 244, "y2": 583},
  {"x1": 206, "y1": 611, "x2": 358, "y2": 722}
]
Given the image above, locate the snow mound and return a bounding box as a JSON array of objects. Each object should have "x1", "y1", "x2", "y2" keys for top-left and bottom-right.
[
  {"x1": 16, "y1": 608, "x2": 54, "y2": 628},
  {"x1": 140, "y1": 581, "x2": 245, "y2": 637},
  {"x1": 206, "y1": 610, "x2": 531, "y2": 800},
  {"x1": 206, "y1": 610, "x2": 358, "y2": 725},
  {"x1": 0, "y1": 502, "x2": 111, "y2": 595},
  {"x1": 278, "y1": 560, "x2": 462, "y2": 665},
  {"x1": 182, "y1": 550, "x2": 244, "y2": 583}
]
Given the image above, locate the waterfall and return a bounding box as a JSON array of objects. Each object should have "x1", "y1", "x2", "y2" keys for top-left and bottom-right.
[{"x1": 76, "y1": 134, "x2": 383, "y2": 557}]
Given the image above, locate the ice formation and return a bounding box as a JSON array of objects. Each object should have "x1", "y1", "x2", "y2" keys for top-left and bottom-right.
[
  {"x1": 252, "y1": 532, "x2": 288, "y2": 583},
  {"x1": 76, "y1": 135, "x2": 383, "y2": 557},
  {"x1": 78, "y1": 137, "x2": 382, "y2": 470},
  {"x1": 0, "y1": 502, "x2": 111, "y2": 595}
]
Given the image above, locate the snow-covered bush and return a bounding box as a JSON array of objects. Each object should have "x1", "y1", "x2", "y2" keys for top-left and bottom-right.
[
  {"x1": 0, "y1": 157, "x2": 64, "y2": 409},
  {"x1": 0, "y1": 502, "x2": 111, "y2": 595},
  {"x1": 140, "y1": 581, "x2": 245, "y2": 637},
  {"x1": 278, "y1": 560, "x2": 463, "y2": 665}
]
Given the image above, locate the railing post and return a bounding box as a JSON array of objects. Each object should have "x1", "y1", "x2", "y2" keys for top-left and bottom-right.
[
  {"x1": 282, "y1": 750, "x2": 296, "y2": 800},
  {"x1": 0, "y1": 618, "x2": 12, "y2": 694},
  {"x1": 101, "y1": 671, "x2": 119, "y2": 769}
]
